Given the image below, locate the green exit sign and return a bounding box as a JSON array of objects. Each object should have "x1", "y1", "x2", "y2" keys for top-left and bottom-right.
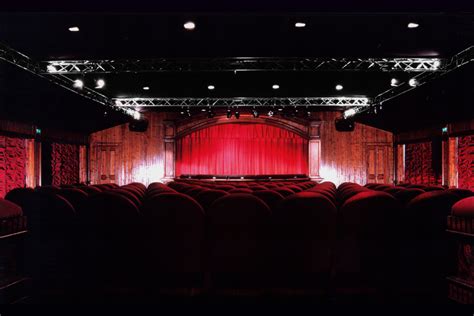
[
  {"x1": 35, "y1": 128, "x2": 42, "y2": 135},
  {"x1": 442, "y1": 127, "x2": 448, "y2": 133}
]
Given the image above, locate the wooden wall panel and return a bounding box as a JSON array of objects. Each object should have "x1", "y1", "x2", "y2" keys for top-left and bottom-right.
[
  {"x1": 89, "y1": 112, "x2": 166, "y2": 186},
  {"x1": 51, "y1": 143, "x2": 80, "y2": 186},
  {"x1": 319, "y1": 112, "x2": 393, "y2": 186}
]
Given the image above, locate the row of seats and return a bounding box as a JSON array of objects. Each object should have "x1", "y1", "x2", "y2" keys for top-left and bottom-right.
[{"x1": 3, "y1": 180, "x2": 472, "y2": 301}]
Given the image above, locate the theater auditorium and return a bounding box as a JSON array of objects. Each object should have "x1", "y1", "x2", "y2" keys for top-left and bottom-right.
[{"x1": 0, "y1": 6, "x2": 473, "y2": 304}]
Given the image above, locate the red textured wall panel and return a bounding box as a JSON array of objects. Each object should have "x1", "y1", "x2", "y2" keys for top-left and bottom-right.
[
  {"x1": 176, "y1": 123, "x2": 308, "y2": 175},
  {"x1": 51, "y1": 143, "x2": 80, "y2": 186},
  {"x1": 405, "y1": 142, "x2": 441, "y2": 185},
  {"x1": 458, "y1": 135, "x2": 474, "y2": 190},
  {"x1": 0, "y1": 136, "x2": 26, "y2": 198}
]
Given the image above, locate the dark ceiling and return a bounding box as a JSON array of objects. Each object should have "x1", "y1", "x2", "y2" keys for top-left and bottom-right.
[{"x1": 0, "y1": 11, "x2": 473, "y2": 133}]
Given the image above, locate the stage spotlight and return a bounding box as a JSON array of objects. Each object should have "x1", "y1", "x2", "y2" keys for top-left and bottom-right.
[
  {"x1": 268, "y1": 110, "x2": 274, "y2": 117},
  {"x1": 295, "y1": 22, "x2": 306, "y2": 28},
  {"x1": 184, "y1": 21, "x2": 196, "y2": 30},
  {"x1": 226, "y1": 109, "x2": 232, "y2": 118},
  {"x1": 95, "y1": 79, "x2": 105, "y2": 89},
  {"x1": 408, "y1": 78, "x2": 418, "y2": 87},
  {"x1": 391, "y1": 78, "x2": 399, "y2": 87},
  {"x1": 201, "y1": 108, "x2": 207, "y2": 112},
  {"x1": 252, "y1": 108, "x2": 259, "y2": 118},
  {"x1": 335, "y1": 84, "x2": 343, "y2": 91},
  {"x1": 207, "y1": 85, "x2": 215, "y2": 90},
  {"x1": 68, "y1": 26, "x2": 80, "y2": 32},
  {"x1": 186, "y1": 109, "x2": 191, "y2": 117},
  {"x1": 307, "y1": 111, "x2": 311, "y2": 118},
  {"x1": 407, "y1": 22, "x2": 419, "y2": 29},
  {"x1": 143, "y1": 86, "x2": 150, "y2": 90},
  {"x1": 272, "y1": 84, "x2": 280, "y2": 90},
  {"x1": 343, "y1": 108, "x2": 357, "y2": 118},
  {"x1": 235, "y1": 111, "x2": 240, "y2": 119},
  {"x1": 46, "y1": 65, "x2": 57, "y2": 73},
  {"x1": 73, "y1": 79, "x2": 84, "y2": 89}
]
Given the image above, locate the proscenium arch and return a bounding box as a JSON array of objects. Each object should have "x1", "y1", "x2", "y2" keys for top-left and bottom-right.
[{"x1": 175, "y1": 114, "x2": 310, "y2": 140}]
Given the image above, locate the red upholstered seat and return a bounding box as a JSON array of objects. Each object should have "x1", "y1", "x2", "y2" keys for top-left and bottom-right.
[
  {"x1": 229, "y1": 188, "x2": 254, "y2": 194},
  {"x1": 272, "y1": 192, "x2": 337, "y2": 291},
  {"x1": 252, "y1": 190, "x2": 284, "y2": 210},
  {"x1": 447, "y1": 188, "x2": 474, "y2": 199},
  {"x1": 0, "y1": 198, "x2": 22, "y2": 218},
  {"x1": 274, "y1": 188, "x2": 295, "y2": 197},
  {"x1": 335, "y1": 191, "x2": 401, "y2": 296},
  {"x1": 76, "y1": 185, "x2": 102, "y2": 195},
  {"x1": 36, "y1": 185, "x2": 62, "y2": 194},
  {"x1": 286, "y1": 185, "x2": 304, "y2": 193},
  {"x1": 78, "y1": 192, "x2": 143, "y2": 286},
  {"x1": 382, "y1": 187, "x2": 406, "y2": 196},
  {"x1": 58, "y1": 188, "x2": 89, "y2": 212},
  {"x1": 112, "y1": 188, "x2": 142, "y2": 208},
  {"x1": 452, "y1": 197, "x2": 474, "y2": 217},
  {"x1": 423, "y1": 186, "x2": 445, "y2": 192},
  {"x1": 393, "y1": 188, "x2": 425, "y2": 206},
  {"x1": 128, "y1": 182, "x2": 147, "y2": 192},
  {"x1": 141, "y1": 193, "x2": 205, "y2": 288},
  {"x1": 5, "y1": 187, "x2": 35, "y2": 209},
  {"x1": 401, "y1": 190, "x2": 461, "y2": 298},
  {"x1": 185, "y1": 187, "x2": 210, "y2": 198},
  {"x1": 207, "y1": 194, "x2": 271, "y2": 289},
  {"x1": 214, "y1": 185, "x2": 235, "y2": 192},
  {"x1": 407, "y1": 184, "x2": 427, "y2": 190},
  {"x1": 195, "y1": 189, "x2": 229, "y2": 210}
]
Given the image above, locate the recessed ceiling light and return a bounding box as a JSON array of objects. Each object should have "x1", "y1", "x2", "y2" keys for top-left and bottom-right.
[
  {"x1": 143, "y1": 86, "x2": 150, "y2": 90},
  {"x1": 407, "y1": 22, "x2": 419, "y2": 29},
  {"x1": 207, "y1": 85, "x2": 215, "y2": 90},
  {"x1": 335, "y1": 84, "x2": 343, "y2": 91},
  {"x1": 73, "y1": 79, "x2": 83, "y2": 89},
  {"x1": 95, "y1": 79, "x2": 105, "y2": 89},
  {"x1": 184, "y1": 21, "x2": 195, "y2": 30},
  {"x1": 295, "y1": 22, "x2": 306, "y2": 28},
  {"x1": 68, "y1": 26, "x2": 80, "y2": 32},
  {"x1": 272, "y1": 84, "x2": 280, "y2": 90}
]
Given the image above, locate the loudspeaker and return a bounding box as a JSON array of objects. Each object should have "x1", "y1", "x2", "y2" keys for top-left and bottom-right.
[
  {"x1": 335, "y1": 117, "x2": 355, "y2": 132},
  {"x1": 129, "y1": 119, "x2": 149, "y2": 132}
]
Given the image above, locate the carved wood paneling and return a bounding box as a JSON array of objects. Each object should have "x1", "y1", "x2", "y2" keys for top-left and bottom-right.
[
  {"x1": 458, "y1": 135, "x2": 474, "y2": 190},
  {"x1": 51, "y1": 143, "x2": 80, "y2": 186},
  {"x1": 405, "y1": 142, "x2": 441, "y2": 185},
  {"x1": 0, "y1": 136, "x2": 27, "y2": 198}
]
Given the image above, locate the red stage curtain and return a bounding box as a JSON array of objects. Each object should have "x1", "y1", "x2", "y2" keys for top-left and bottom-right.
[{"x1": 176, "y1": 123, "x2": 308, "y2": 175}]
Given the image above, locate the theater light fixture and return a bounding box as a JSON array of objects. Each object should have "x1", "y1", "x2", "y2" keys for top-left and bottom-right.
[
  {"x1": 184, "y1": 21, "x2": 196, "y2": 30},
  {"x1": 207, "y1": 108, "x2": 215, "y2": 118},
  {"x1": 408, "y1": 78, "x2": 418, "y2": 87},
  {"x1": 343, "y1": 108, "x2": 357, "y2": 118},
  {"x1": 207, "y1": 85, "x2": 215, "y2": 90},
  {"x1": 295, "y1": 22, "x2": 306, "y2": 28},
  {"x1": 335, "y1": 84, "x2": 343, "y2": 91},
  {"x1": 390, "y1": 78, "x2": 399, "y2": 87},
  {"x1": 268, "y1": 110, "x2": 274, "y2": 117},
  {"x1": 95, "y1": 79, "x2": 105, "y2": 89},
  {"x1": 73, "y1": 79, "x2": 84, "y2": 89},
  {"x1": 142, "y1": 86, "x2": 150, "y2": 90},
  {"x1": 46, "y1": 65, "x2": 57, "y2": 73},
  {"x1": 272, "y1": 84, "x2": 280, "y2": 90},
  {"x1": 68, "y1": 26, "x2": 80, "y2": 32},
  {"x1": 407, "y1": 22, "x2": 419, "y2": 29},
  {"x1": 226, "y1": 109, "x2": 232, "y2": 118},
  {"x1": 235, "y1": 110, "x2": 240, "y2": 119}
]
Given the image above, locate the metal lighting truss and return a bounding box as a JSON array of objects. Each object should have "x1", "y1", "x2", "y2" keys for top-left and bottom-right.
[
  {"x1": 42, "y1": 57, "x2": 445, "y2": 74},
  {"x1": 113, "y1": 97, "x2": 372, "y2": 107},
  {"x1": 373, "y1": 46, "x2": 473, "y2": 106},
  {"x1": 344, "y1": 45, "x2": 474, "y2": 117},
  {"x1": 0, "y1": 42, "x2": 140, "y2": 119}
]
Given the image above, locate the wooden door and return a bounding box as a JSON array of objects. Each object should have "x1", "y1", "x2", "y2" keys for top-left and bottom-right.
[
  {"x1": 366, "y1": 145, "x2": 390, "y2": 184},
  {"x1": 96, "y1": 144, "x2": 119, "y2": 184}
]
